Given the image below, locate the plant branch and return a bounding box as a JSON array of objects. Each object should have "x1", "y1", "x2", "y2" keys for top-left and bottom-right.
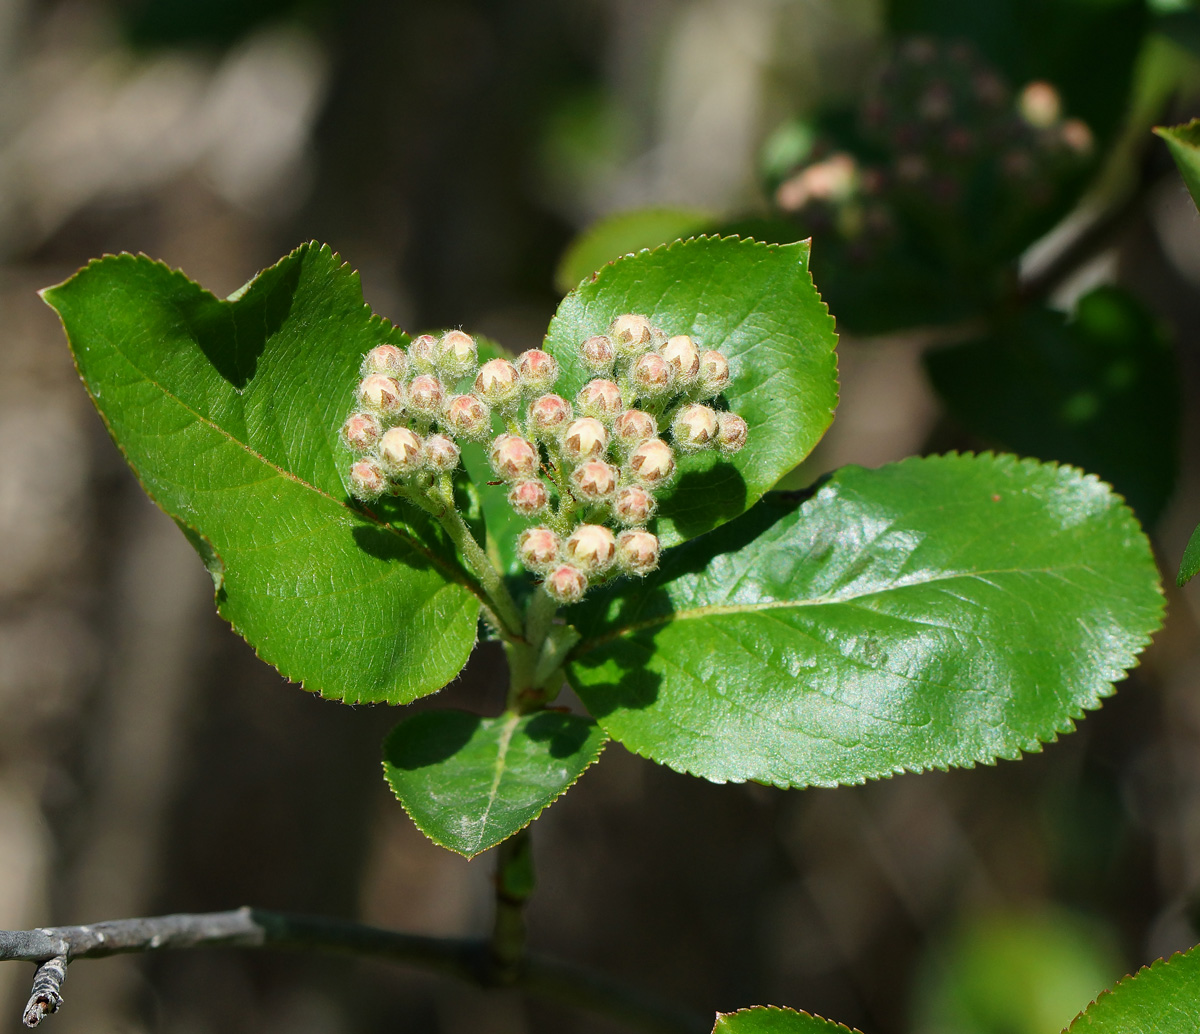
[{"x1": 490, "y1": 827, "x2": 535, "y2": 984}]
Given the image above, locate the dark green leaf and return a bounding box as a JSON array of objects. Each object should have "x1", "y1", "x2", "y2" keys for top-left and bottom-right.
[
  {"x1": 382, "y1": 709, "x2": 607, "y2": 857},
  {"x1": 1066, "y1": 944, "x2": 1200, "y2": 1033},
  {"x1": 42, "y1": 245, "x2": 482, "y2": 704},
  {"x1": 567, "y1": 454, "x2": 1162, "y2": 787},
  {"x1": 713, "y1": 1007, "x2": 862, "y2": 1034},
  {"x1": 1155, "y1": 119, "x2": 1200, "y2": 212},
  {"x1": 1178, "y1": 524, "x2": 1200, "y2": 587},
  {"x1": 543, "y1": 235, "x2": 839, "y2": 547}
]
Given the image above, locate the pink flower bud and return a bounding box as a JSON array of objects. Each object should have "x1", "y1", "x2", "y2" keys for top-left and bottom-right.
[
  {"x1": 489, "y1": 433, "x2": 539, "y2": 480},
  {"x1": 631, "y1": 353, "x2": 674, "y2": 397},
  {"x1": 661, "y1": 335, "x2": 700, "y2": 385},
  {"x1": 716, "y1": 412, "x2": 748, "y2": 453},
  {"x1": 609, "y1": 314, "x2": 654, "y2": 355},
  {"x1": 613, "y1": 485, "x2": 657, "y2": 526},
  {"x1": 443, "y1": 394, "x2": 491, "y2": 439},
  {"x1": 379, "y1": 427, "x2": 424, "y2": 474},
  {"x1": 408, "y1": 334, "x2": 438, "y2": 369},
  {"x1": 565, "y1": 524, "x2": 617, "y2": 574},
  {"x1": 628, "y1": 438, "x2": 676, "y2": 486},
  {"x1": 570, "y1": 461, "x2": 618, "y2": 502},
  {"x1": 515, "y1": 349, "x2": 559, "y2": 392},
  {"x1": 508, "y1": 478, "x2": 549, "y2": 516},
  {"x1": 617, "y1": 529, "x2": 660, "y2": 576},
  {"x1": 357, "y1": 374, "x2": 405, "y2": 415},
  {"x1": 407, "y1": 374, "x2": 445, "y2": 416},
  {"x1": 528, "y1": 393, "x2": 573, "y2": 437},
  {"x1": 424, "y1": 433, "x2": 461, "y2": 471},
  {"x1": 561, "y1": 418, "x2": 609, "y2": 462},
  {"x1": 360, "y1": 344, "x2": 408, "y2": 378},
  {"x1": 699, "y1": 351, "x2": 730, "y2": 394},
  {"x1": 576, "y1": 379, "x2": 623, "y2": 420},
  {"x1": 613, "y1": 409, "x2": 657, "y2": 446},
  {"x1": 435, "y1": 330, "x2": 478, "y2": 378},
  {"x1": 349, "y1": 458, "x2": 388, "y2": 499},
  {"x1": 341, "y1": 411, "x2": 382, "y2": 452},
  {"x1": 544, "y1": 563, "x2": 588, "y2": 604},
  {"x1": 581, "y1": 334, "x2": 616, "y2": 372},
  {"x1": 519, "y1": 526, "x2": 561, "y2": 573},
  {"x1": 474, "y1": 358, "x2": 521, "y2": 407},
  {"x1": 672, "y1": 403, "x2": 719, "y2": 451}
]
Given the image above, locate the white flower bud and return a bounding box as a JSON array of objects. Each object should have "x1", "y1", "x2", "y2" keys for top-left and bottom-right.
[
  {"x1": 1018, "y1": 80, "x2": 1062, "y2": 129},
  {"x1": 661, "y1": 335, "x2": 700, "y2": 385},
  {"x1": 561, "y1": 418, "x2": 609, "y2": 462},
  {"x1": 576, "y1": 379, "x2": 623, "y2": 421},
  {"x1": 349, "y1": 458, "x2": 388, "y2": 499},
  {"x1": 672, "y1": 403, "x2": 719, "y2": 451},
  {"x1": 617, "y1": 529, "x2": 660, "y2": 576},
  {"x1": 544, "y1": 563, "x2": 588, "y2": 604},
  {"x1": 435, "y1": 331, "x2": 478, "y2": 378},
  {"x1": 443, "y1": 393, "x2": 491, "y2": 439},
  {"x1": 581, "y1": 334, "x2": 616, "y2": 373},
  {"x1": 408, "y1": 334, "x2": 438, "y2": 369},
  {"x1": 361, "y1": 344, "x2": 408, "y2": 378},
  {"x1": 609, "y1": 314, "x2": 654, "y2": 356},
  {"x1": 699, "y1": 351, "x2": 730, "y2": 394},
  {"x1": 424, "y1": 433, "x2": 461, "y2": 471},
  {"x1": 474, "y1": 358, "x2": 521, "y2": 407},
  {"x1": 570, "y1": 461, "x2": 618, "y2": 502},
  {"x1": 627, "y1": 438, "x2": 676, "y2": 486},
  {"x1": 528, "y1": 393, "x2": 573, "y2": 437},
  {"x1": 565, "y1": 524, "x2": 617, "y2": 574},
  {"x1": 490, "y1": 434, "x2": 539, "y2": 480},
  {"x1": 716, "y1": 412, "x2": 748, "y2": 453},
  {"x1": 357, "y1": 374, "x2": 405, "y2": 416},
  {"x1": 631, "y1": 353, "x2": 674, "y2": 397},
  {"x1": 508, "y1": 478, "x2": 549, "y2": 516},
  {"x1": 613, "y1": 409, "x2": 657, "y2": 446},
  {"x1": 407, "y1": 374, "x2": 445, "y2": 416},
  {"x1": 379, "y1": 427, "x2": 424, "y2": 474},
  {"x1": 341, "y1": 411, "x2": 382, "y2": 452},
  {"x1": 613, "y1": 485, "x2": 656, "y2": 526},
  {"x1": 519, "y1": 526, "x2": 561, "y2": 573},
  {"x1": 515, "y1": 349, "x2": 559, "y2": 392}
]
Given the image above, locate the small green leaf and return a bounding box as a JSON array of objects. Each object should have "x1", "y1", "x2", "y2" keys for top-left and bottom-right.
[
  {"x1": 1178, "y1": 524, "x2": 1200, "y2": 587},
  {"x1": 554, "y1": 207, "x2": 714, "y2": 296},
  {"x1": 713, "y1": 1006, "x2": 862, "y2": 1034},
  {"x1": 567, "y1": 454, "x2": 1162, "y2": 787},
  {"x1": 1066, "y1": 944, "x2": 1200, "y2": 1032},
  {"x1": 42, "y1": 245, "x2": 482, "y2": 704},
  {"x1": 382, "y1": 709, "x2": 608, "y2": 857},
  {"x1": 543, "y1": 235, "x2": 838, "y2": 547},
  {"x1": 1155, "y1": 119, "x2": 1200, "y2": 211}
]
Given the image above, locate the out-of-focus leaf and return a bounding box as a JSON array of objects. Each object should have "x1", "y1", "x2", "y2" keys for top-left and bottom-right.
[
  {"x1": 712, "y1": 1007, "x2": 862, "y2": 1034},
  {"x1": 1155, "y1": 119, "x2": 1200, "y2": 210},
  {"x1": 1066, "y1": 943, "x2": 1200, "y2": 1032}
]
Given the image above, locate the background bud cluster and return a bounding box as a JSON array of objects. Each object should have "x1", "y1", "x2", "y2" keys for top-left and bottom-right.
[{"x1": 340, "y1": 317, "x2": 746, "y2": 604}]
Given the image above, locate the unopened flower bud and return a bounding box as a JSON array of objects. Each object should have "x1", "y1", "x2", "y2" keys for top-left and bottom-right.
[
  {"x1": 379, "y1": 427, "x2": 424, "y2": 474},
  {"x1": 443, "y1": 393, "x2": 491, "y2": 439},
  {"x1": 562, "y1": 417, "x2": 608, "y2": 462},
  {"x1": 528, "y1": 393, "x2": 572, "y2": 437},
  {"x1": 357, "y1": 374, "x2": 405, "y2": 415},
  {"x1": 544, "y1": 563, "x2": 588, "y2": 604},
  {"x1": 716, "y1": 412, "x2": 748, "y2": 453},
  {"x1": 571, "y1": 461, "x2": 618, "y2": 502},
  {"x1": 435, "y1": 331, "x2": 478, "y2": 378},
  {"x1": 1018, "y1": 80, "x2": 1061, "y2": 129},
  {"x1": 609, "y1": 314, "x2": 654, "y2": 356},
  {"x1": 581, "y1": 334, "x2": 616, "y2": 373},
  {"x1": 361, "y1": 344, "x2": 408, "y2": 378},
  {"x1": 474, "y1": 358, "x2": 521, "y2": 407},
  {"x1": 1059, "y1": 118, "x2": 1093, "y2": 156},
  {"x1": 576, "y1": 379, "x2": 623, "y2": 420},
  {"x1": 617, "y1": 529, "x2": 660, "y2": 576},
  {"x1": 341, "y1": 411, "x2": 382, "y2": 452},
  {"x1": 408, "y1": 334, "x2": 438, "y2": 369},
  {"x1": 508, "y1": 478, "x2": 548, "y2": 516},
  {"x1": 349, "y1": 459, "x2": 387, "y2": 499},
  {"x1": 515, "y1": 349, "x2": 559, "y2": 392},
  {"x1": 613, "y1": 485, "x2": 656, "y2": 526},
  {"x1": 661, "y1": 335, "x2": 700, "y2": 385},
  {"x1": 408, "y1": 374, "x2": 445, "y2": 416},
  {"x1": 424, "y1": 433, "x2": 461, "y2": 471},
  {"x1": 628, "y1": 438, "x2": 676, "y2": 486},
  {"x1": 613, "y1": 409, "x2": 657, "y2": 446},
  {"x1": 519, "y1": 526, "x2": 561, "y2": 573},
  {"x1": 489, "y1": 434, "x2": 539, "y2": 480},
  {"x1": 672, "y1": 404, "x2": 719, "y2": 451},
  {"x1": 565, "y1": 524, "x2": 617, "y2": 574},
  {"x1": 698, "y1": 351, "x2": 730, "y2": 394},
  {"x1": 631, "y1": 353, "x2": 674, "y2": 397}
]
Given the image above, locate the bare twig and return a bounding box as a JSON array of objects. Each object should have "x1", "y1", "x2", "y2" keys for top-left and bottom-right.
[{"x1": 22, "y1": 956, "x2": 66, "y2": 1027}]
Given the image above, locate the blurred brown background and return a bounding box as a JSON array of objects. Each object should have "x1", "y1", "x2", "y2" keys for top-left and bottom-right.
[{"x1": 3, "y1": 1, "x2": 1200, "y2": 1032}]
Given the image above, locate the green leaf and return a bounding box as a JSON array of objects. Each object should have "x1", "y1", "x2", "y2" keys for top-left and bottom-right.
[
  {"x1": 554, "y1": 207, "x2": 714, "y2": 296},
  {"x1": 925, "y1": 287, "x2": 1179, "y2": 526},
  {"x1": 1155, "y1": 119, "x2": 1200, "y2": 211},
  {"x1": 543, "y1": 235, "x2": 839, "y2": 547},
  {"x1": 1178, "y1": 524, "x2": 1200, "y2": 587},
  {"x1": 382, "y1": 709, "x2": 607, "y2": 857},
  {"x1": 1066, "y1": 944, "x2": 1200, "y2": 1032},
  {"x1": 713, "y1": 1006, "x2": 863, "y2": 1034},
  {"x1": 566, "y1": 453, "x2": 1163, "y2": 787},
  {"x1": 42, "y1": 245, "x2": 482, "y2": 704}
]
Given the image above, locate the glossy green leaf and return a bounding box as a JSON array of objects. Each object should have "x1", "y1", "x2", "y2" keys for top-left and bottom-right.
[
  {"x1": 382, "y1": 709, "x2": 607, "y2": 857},
  {"x1": 1066, "y1": 944, "x2": 1200, "y2": 1032},
  {"x1": 925, "y1": 287, "x2": 1179, "y2": 526},
  {"x1": 543, "y1": 235, "x2": 839, "y2": 547},
  {"x1": 42, "y1": 245, "x2": 482, "y2": 704},
  {"x1": 554, "y1": 207, "x2": 714, "y2": 296},
  {"x1": 713, "y1": 1007, "x2": 862, "y2": 1034},
  {"x1": 1179, "y1": 525, "x2": 1200, "y2": 587},
  {"x1": 567, "y1": 453, "x2": 1162, "y2": 787},
  {"x1": 1155, "y1": 119, "x2": 1200, "y2": 211}
]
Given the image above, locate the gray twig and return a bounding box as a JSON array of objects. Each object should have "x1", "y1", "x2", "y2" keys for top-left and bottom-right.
[{"x1": 22, "y1": 956, "x2": 67, "y2": 1027}]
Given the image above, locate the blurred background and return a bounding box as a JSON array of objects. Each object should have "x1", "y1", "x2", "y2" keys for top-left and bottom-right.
[{"x1": 3, "y1": 0, "x2": 1200, "y2": 1032}]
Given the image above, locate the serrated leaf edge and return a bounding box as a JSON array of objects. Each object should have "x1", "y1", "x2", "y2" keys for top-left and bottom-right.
[
  {"x1": 713, "y1": 1005, "x2": 865, "y2": 1034},
  {"x1": 1063, "y1": 944, "x2": 1200, "y2": 1032}
]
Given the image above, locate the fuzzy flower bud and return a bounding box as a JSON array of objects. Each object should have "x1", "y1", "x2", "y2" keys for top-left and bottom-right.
[
  {"x1": 474, "y1": 358, "x2": 521, "y2": 407},
  {"x1": 613, "y1": 409, "x2": 657, "y2": 446},
  {"x1": 565, "y1": 524, "x2": 617, "y2": 574},
  {"x1": 519, "y1": 526, "x2": 561, "y2": 573},
  {"x1": 361, "y1": 344, "x2": 408, "y2": 378},
  {"x1": 544, "y1": 563, "x2": 588, "y2": 604},
  {"x1": 408, "y1": 334, "x2": 437, "y2": 370},
  {"x1": 609, "y1": 314, "x2": 654, "y2": 356},
  {"x1": 617, "y1": 530, "x2": 660, "y2": 576},
  {"x1": 341, "y1": 411, "x2": 382, "y2": 452},
  {"x1": 576, "y1": 379, "x2": 623, "y2": 421},
  {"x1": 528, "y1": 393, "x2": 572, "y2": 437},
  {"x1": 424, "y1": 433, "x2": 461, "y2": 471},
  {"x1": 631, "y1": 353, "x2": 674, "y2": 397},
  {"x1": 349, "y1": 459, "x2": 388, "y2": 500},
  {"x1": 407, "y1": 374, "x2": 445, "y2": 417},
  {"x1": 661, "y1": 335, "x2": 700, "y2": 386},
  {"x1": 580, "y1": 334, "x2": 616, "y2": 373},
  {"x1": 515, "y1": 349, "x2": 559, "y2": 392},
  {"x1": 570, "y1": 460, "x2": 618, "y2": 503},
  {"x1": 716, "y1": 412, "x2": 748, "y2": 453},
  {"x1": 698, "y1": 351, "x2": 730, "y2": 395},
  {"x1": 561, "y1": 417, "x2": 609, "y2": 462},
  {"x1": 672, "y1": 404, "x2": 719, "y2": 451},
  {"x1": 379, "y1": 427, "x2": 424, "y2": 474},
  {"x1": 443, "y1": 393, "x2": 491, "y2": 439},
  {"x1": 357, "y1": 374, "x2": 405, "y2": 416},
  {"x1": 489, "y1": 433, "x2": 539, "y2": 480},
  {"x1": 435, "y1": 331, "x2": 478, "y2": 378},
  {"x1": 628, "y1": 438, "x2": 676, "y2": 486},
  {"x1": 613, "y1": 485, "x2": 657, "y2": 526},
  {"x1": 508, "y1": 478, "x2": 549, "y2": 516}
]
